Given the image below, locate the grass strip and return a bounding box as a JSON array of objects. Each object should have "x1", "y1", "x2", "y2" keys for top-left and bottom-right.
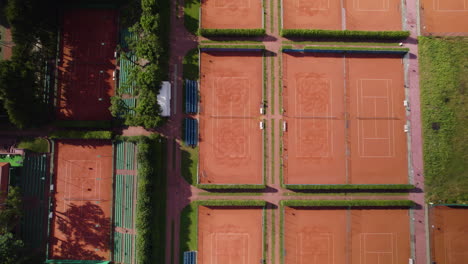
[
  {"x1": 180, "y1": 144, "x2": 198, "y2": 185},
  {"x1": 281, "y1": 200, "x2": 415, "y2": 207},
  {"x1": 281, "y1": 29, "x2": 410, "y2": 40},
  {"x1": 278, "y1": 51, "x2": 283, "y2": 113},
  {"x1": 282, "y1": 41, "x2": 400, "y2": 46},
  {"x1": 200, "y1": 28, "x2": 266, "y2": 37},
  {"x1": 271, "y1": 208, "x2": 275, "y2": 264},
  {"x1": 179, "y1": 203, "x2": 198, "y2": 263},
  {"x1": 49, "y1": 130, "x2": 113, "y2": 140},
  {"x1": 184, "y1": 0, "x2": 200, "y2": 35},
  {"x1": 285, "y1": 184, "x2": 414, "y2": 190},
  {"x1": 279, "y1": 119, "x2": 283, "y2": 185},
  {"x1": 263, "y1": 119, "x2": 267, "y2": 185},
  {"x1": 271, "y1": 119, "x2": 275, "y2": 184},
  {"x1": 197, "y1": 184, "x2": 266, "y2": 190},
  {"x1": 419, "y1": 37, "x2": 468, "y2": 203},
  {"x1": 182, "y1": 48, "x2": 199, "y2": 80},
  {"x1": 200, "y1": 40, "x2": 263, "y2": 43},
  {"x1": 270, "y1": 0, "x2": 274, "y2": 33},
  {"x1": 17, "y1": 138, "x2": 49, "y2": 153},
  {"x1": 282, "y1": 46, "x2": 409, "y2": 54},
  {"x1": 198, "y1": 192, "x2": 263, "y2": 196},
  {"x1": 283, "y1": 192, "x2": 410, "y2": 196}
]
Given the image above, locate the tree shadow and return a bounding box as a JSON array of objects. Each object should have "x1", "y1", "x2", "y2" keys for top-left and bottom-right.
[{"x1": 49, "y1": 201, "x2": 111, "y2": 260}]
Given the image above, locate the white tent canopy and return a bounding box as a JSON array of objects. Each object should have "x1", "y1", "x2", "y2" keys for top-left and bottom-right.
[{"x1": 158, "y1": 81, "x2": 171, "y2": 117}]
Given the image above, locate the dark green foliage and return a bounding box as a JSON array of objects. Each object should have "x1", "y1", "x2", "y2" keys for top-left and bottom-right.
[
  {"x1": 199, "y1": 44, "x2": 265, "y2": 50},
  {"x1": 48, "y1": 130, "x2": 113, "y2": 140},
  {"x1": 183, "y1": 48, "x2": 199, "y2": 80},
  {"x1": 17, "y1": 138, "x2": 49, "y2": 153},
  {"x1": 281, "y1": 200, "x2": 415, "y2": 207},
  {"x1": 54, "y1": 120, "x2": 113, "y2": 129},
  {"x1": 184, "y1": 0, "x2": 200, "y2": 35},
  {"x1": 419, "y1": 37, "x2": 468, "y2": 203},
  {"x1": 280, "y1": 29, "x2": 410, "y2": 40},
  {"x1": 194, "y1": 200, "x2": 267, "y2": 206},
  {"x1": 200, "y1": 28, "x2": 266, "y2": 37},
  {"x1": 281, "y1": 46, "x2": 409, "y2": 54},
  {"x1": 198, "y1": 184, "x2": 266, "y2": 190},
  {"x1": 0, "y1": 186, "x2": 22, "y2": 232},
  {"x1": 0, "y1": 232, "x2": 25, "y2": 264},
  {"x1": 135, "y1": 135, "x2": 167, "y2": 264},
  {"x1": 285, "y1": 184, "x2": 415, "y2": 190}
]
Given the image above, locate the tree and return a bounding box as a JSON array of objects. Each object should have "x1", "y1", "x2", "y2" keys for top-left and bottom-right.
[
  {"x1": 0, "y1": 232, "x2": 25, "y2": 264},
  {"x1": 0, "y1": 186, "x2": 22, "y2": 232}
]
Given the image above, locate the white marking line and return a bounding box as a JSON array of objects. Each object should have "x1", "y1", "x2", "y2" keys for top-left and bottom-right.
[
  {"x1": 64, "y1": 160, "x2": 101, "y2": 202},
  {"x1": 213, "y1": 117, "x2": 250, "y2": 159},
  {"x1": 297, "y1": 232, "x2": 333, "y2": 264},
  {"x1": 213, "y1": 77, "x2": 250, "y2": 118},
  {"x1": 214, "y1": 0, "x2": 251, "y2": 8},
  {"x1": 211, "y1": 233, "x2": 249, "y2": 264},
  {"x1": 296, "y1": 0, "x2": 330, "y2": 10},
  {"x1": 360, "y1": 233, "x2": 395, "y2": 264},
  {"x1": 294, "y1": 77, "x2": 333, "y2": 158},
  {"x1": 357, "y1": 79, "x2": 395, "y2": 158},
  {"x1": 433, "y1": 0, "x2": 468, "y2": 11},
  {"x1": 354, "y1": 0, "x2": 389, "y2": 11}
]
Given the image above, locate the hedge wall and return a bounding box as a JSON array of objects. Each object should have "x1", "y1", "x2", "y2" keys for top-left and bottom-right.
[
  {"x1": 194, "y1": 200, "x2": 267, "y2": 206},
  {"x1": 280, "y1": 200, "x2": 415, "y2": 207},
  {"x1": 199, "y1": 44, "x2": 265, "y2": 50},
  {"x1": 200, "y1": 28, "x2": 266, "y2": 37},
  {"x1": 284, "y1": 184, "x2": 415, "y2": 190},
  {"x1": 281, "y1": 46, "x2": 409, "y2": 54},
  {"x1": 48, "y1": 130, "x2": 113, "y2": 140},
  {"x1": 197, "y1": 184, "x2": 266, "y2": 190},
  {"x1": 280, "y1": 29, "x2": 410, "y2": 40}
]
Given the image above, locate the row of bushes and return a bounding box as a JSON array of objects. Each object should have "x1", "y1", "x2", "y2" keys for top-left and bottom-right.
[
  {"x1": 194, "y1": 200, "x2": 267, "y2": 206},
  {"x1": 135, "y1": 135, "x2": 167, "y2": 264},
  {"x1": 200, "y1": 28, "x2": 266, "y2": 37},
  {"x1": 199, "y1": 44, "x2": 265, "y2": 50},
  {"x1": 48, "y1": 130, "x2": 113, "y2": 140},
  {"x1": 281, "y1": 29, "x2": 410, "y2": 40},
  {"x1": 282, "y1": 46, "x2": 409, "y2": 54},
  {"x1": 197, "y1": 184, "x2": 266, "y2": 190},
  {"x1": 285, "y1": 184, "x2": 415, "y2": 190},
  {"x1": 281, "y1": 200, "x2": 415, "y2": 207}
]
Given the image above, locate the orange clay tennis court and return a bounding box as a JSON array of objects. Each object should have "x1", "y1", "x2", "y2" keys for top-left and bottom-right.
[
  {"x1": 283, "y1": 207, "x2": 410, "y2": 264},
  {"x1": 57, "y1": 9, "x2": 117, "y2": 121},
  {"x1": 49, "y1": 140, "x2": 113, "y2": 260},
  {"x1": 198, "y1": 51, "x2": 263, "y2": 185},
  {"x1": 198, "y1": 206, "x2": 264, "y2": 264},
  {"x1": 430, "y1": 206, "x2": 468, "y2": 263},
  {"x1": 282, "y1": 53, "x2": 408, "y2": 185},
  {"x1": 201, "y1": 0, "x2": 263, "y2": 29},
  {"x1": 282, "y1": 0, "x2": 402, "y2": 31},
  {"x1": 420, "y1": 0, "x2": 468, "y2": 35}
]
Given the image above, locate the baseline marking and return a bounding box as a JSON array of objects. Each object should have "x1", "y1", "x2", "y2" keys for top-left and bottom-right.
[
  {"x1": 360, "y1": 233, "x2": 395, "y2": 264},
  {"x1": 433, "y1": 0, "x2": 468, "y2": 11}
]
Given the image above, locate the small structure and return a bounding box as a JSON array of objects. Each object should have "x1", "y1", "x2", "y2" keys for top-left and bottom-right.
[{"x1": 158, "y1": 81, "x2": 172, "y2": 117}]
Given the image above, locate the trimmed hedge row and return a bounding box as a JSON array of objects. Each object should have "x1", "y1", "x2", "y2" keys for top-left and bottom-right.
[
  {"x1": 282, "y1": 46, "x2": 409, "y2": 54},
  {"x1": 135, "y1": 135, "x2": 167, "y2": 264},
  {"x1": 200, "y1": 28, "x2": 266, "y2": 37},
  {"x1": 281, "y1": 29, "x2": 410, "y2": 40},
  {"x1": 199, "y1": 44, "x2": 265, "y2": 50},
  {"x1": 194, "y1": 200, "x2": 267, "y2": 207},
  {"x1": 54, "y1": 120, "x2": 113, "y2": 129},
  {"x1": 281, "y1": 200, "x2": 415, "y2": 207},
  {"x1": 198, "y1": 184, "x2": 266, "y2": 190},
  {"x1": 285, "y1": 184, "x2": 415, "y2": 190},
  {"x1": 48, "y1": 130, "x2": 113, "y2": 139}
]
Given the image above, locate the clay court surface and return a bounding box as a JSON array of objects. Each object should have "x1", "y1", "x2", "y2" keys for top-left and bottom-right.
[
  {"x1": 420, "y1": 0, "x2": 468, "y2": 35},
  {"x1": 199, "y1": 51, "x2": 263, "y2": 185},
  {"x1": 284, "y1": 207, "x2": 410, "y2": 264},
  {"x1": 198, "y1": 206, "x2": 263, "y2": 264},
  {"x1": 49, "y1": 140, "x2": 113, "y2": 260},
  {"x1": 430, "y1": 206, "x2": 468, "y2": 263},
  {"x1": 57, "y1": 9, "x2": 117, "y2": 120},
  {"x1": 283, "y1": 53, "x2": 408, "y2": 185},
  {"x1": 282, "y1": 0, "x2": 402, "y2": 31},
  {"x1": 201, "y1": 0, "x2": 263, "y2": 29}
]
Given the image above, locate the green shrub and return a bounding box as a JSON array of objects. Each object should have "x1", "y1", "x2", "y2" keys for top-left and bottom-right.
[
  {"x1": 195, "y1": 200, "x2": 267, "y2": 206},
  {"x1": 17, "y1": 138, "x2": 49, "y2": 153},
  {"x1": 281, "y1": 46, "x2": 409, "y2": 54},
  {"x1": 48, "y1": 130, "x2": 113, "y2": 140},
  {"x1": 285, "y1": 184, "x2": 414, "y2": 190},
  {"x1": 200, "y1": 28, "x2": 266, "y2": 37},
  {"x1": 183, "y1": 48, "x2": 199, "y2": 80},
  {"x1": 281, "y1": 200, "x2": 415, "y2": 207},
  {"x1": 280, "y1": 29, "x2": 410, "y2": 40},
  {"x1": 199, "y1": 44, "x2": 265, "y2": 50}
]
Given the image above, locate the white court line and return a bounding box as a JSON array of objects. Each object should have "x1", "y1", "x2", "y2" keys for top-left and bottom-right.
[
  {"x1": 353, "y1": 0, "x2": 390, "y2": 11},
  {"x1": 360, "y1": 233, "x2": 395, "y2": 264},
  {"x1": 211, "y1": 233, "x2": 249, "y2": 264},
  {"x1": 357, "y1": 79, "x2": 395, "y2": 158},
  {"x1": 297, "y1": 232, "x2": 333, "y2": 264},
  {"x1": 433, "y1": 0, "x2": 468, "y2": 11}
]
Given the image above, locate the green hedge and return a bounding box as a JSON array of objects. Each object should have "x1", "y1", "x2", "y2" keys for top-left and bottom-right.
[
  {"x1": 195, "y1": 200, "x2": 267, "y2": 206},
  {"x1": 135, "y1": 135, "x2": 167, "y2": 264},
  {"x1": 285, "y1": 184, "x2": 415, "y2": 190},
  {"x1": 281, "y1": 29, "x2": 410, "y2": 40},
  {"x1": 198, "y1": 184, "x2": 266, "y2": 190},
  {"x1": 199, "y1": 44, "x2": 265, "y2": 50},
  {"x1": 200, "y1": 28, "x2": 266, "y2": 37},
  {"x1": 48, "y1": 130, "x2": 113, "y2": 139},
  {"x1": 281, "y1": 200, "x2": 415, "y2": 207},
  {"x1": 54, "y1": 120, "x2": 113, "y2": 129},
  {"x1": 281, "y1": 46, "x2": 409, "y2": 54}
]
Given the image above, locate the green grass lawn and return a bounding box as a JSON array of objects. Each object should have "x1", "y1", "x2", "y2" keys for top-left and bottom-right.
[
  {"x1": 184, "y1": 0, "x2": 200, "y2": 35},
  {"x1": 183, "y1": 48, "x2": 199, "y2": 80},
  {"x1": 180, "y1": 144, "x2": 198, "y2": 185},
  {"x1": 17, "y1": 138, "x2": 49, "y2": 153},
  {"x1": 419, "y1": 37, "x2": 468, "y2": 203},
  {"x1": 0, "y1": 154, "x2": 23, "y2": 167}
]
